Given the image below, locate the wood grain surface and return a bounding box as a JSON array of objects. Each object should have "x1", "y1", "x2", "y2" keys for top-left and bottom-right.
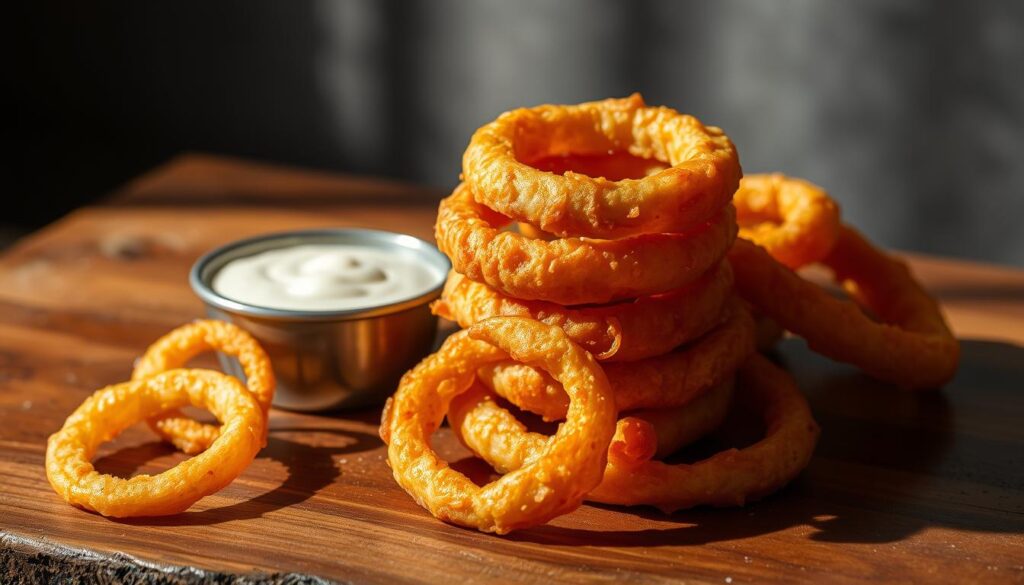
[{"x1": 1, "y1": 154, "x2": 1022, "y2": 584}]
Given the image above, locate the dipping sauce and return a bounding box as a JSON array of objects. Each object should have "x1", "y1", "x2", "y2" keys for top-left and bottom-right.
[{"x1": 212, "y1": 244, "x2": 441, "y2": 312}]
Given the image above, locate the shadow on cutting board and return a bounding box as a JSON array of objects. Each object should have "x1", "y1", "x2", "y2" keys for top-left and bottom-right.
[
  {"x1": 87, "y1": 338, "x2": 1022, "y2": 543},
  {"x1": 94, "y1": 427, "x2": 381, "y2": 528},
  {"x1": 508, "y1": 338, "x2": 1024, "y2": 547}
]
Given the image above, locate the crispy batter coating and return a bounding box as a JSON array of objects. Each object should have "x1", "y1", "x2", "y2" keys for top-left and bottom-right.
[
  {"x1": 454, "y1": 356, "x2": 816, "y2": 512},
  {"x1": 734, "y1": 174, "x2": 841, "y2": 269},
  {"x1": 436, "y1": 183, "x2": 738, "y2": 304},
  {"x1": 476, "y1": 300, "x2": 756, "y2": 421},
  {"x1": 627, "y1": 378, "x2": 735, "y2": 460},
  {"x1": 432, "y1": 263, "x2": 732, "y2": 361},
  {"x1": 592, "y1": 355, "x2": 819, "y2": 511},
  {"x1": 132, "y1": 320, "x2": 275, "y2": 454},
  {"x1": 463, "y1": 94, "x2": 741, "y2": 239},
  {"x1": 379, "y1": 317, "x2": 616, "y2": 534},
  {"x1": 450, "y1": 379, "x2": 734, "y2": 475},
  {"x1": 45, "y1": 369, "x2": 264, "y2": 517},
  {"x1": 730, "y1": 228, "x2": 959, "y2": 388}
]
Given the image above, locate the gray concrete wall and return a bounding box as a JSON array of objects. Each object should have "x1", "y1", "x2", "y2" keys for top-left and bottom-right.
[{"x1": 10, "y1": 0, "x2": 1024, "y2": 264}]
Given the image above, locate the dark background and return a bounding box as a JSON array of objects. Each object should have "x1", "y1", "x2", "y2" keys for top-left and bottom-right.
[{"x1": 8, "y1": 1, "x2": 1024, "y2": 264}]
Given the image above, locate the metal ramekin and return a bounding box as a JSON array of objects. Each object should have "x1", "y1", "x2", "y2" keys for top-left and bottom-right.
[{"x1": 190, "y1": 228, "x2": 451, "y2": 412}]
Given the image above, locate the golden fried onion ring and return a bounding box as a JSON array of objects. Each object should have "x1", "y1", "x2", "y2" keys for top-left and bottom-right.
[
  {"x1": 436, "y1": 183, "x2": 738, "y2": 304},
  {"x1": 734, "y1": 173, "x2": 841, "y2": 269},
  {"x1": 463, "y1": 94, "x2": 741, "y2": 239},
  {"x1": 432, "y1": 263, "x2": 733, "y2": 361},
  {"x1": 450, "y1": 378, "x2": 734, "y2": 473},
  {"x1": 379, "y1": 317, "x2": 616, "y2": 534},
  {"x1": 476, "y1": 299, "x2": 755, "y2": 421},
  {"x1": 132, "y1": 320, "x2": 275, "y2": 455},
  {"x1": 729, "y1": 228, "x2": 959, "y2": 388},
  {"x1": 453, "y1": 355, "x2": 818, "y2": 512},
  {"x1": 45, "y1": 369, "x2": 265, "y2": 517},
  {"x1": 618, "y1": 378, "x2": 735, "y2": 461}
]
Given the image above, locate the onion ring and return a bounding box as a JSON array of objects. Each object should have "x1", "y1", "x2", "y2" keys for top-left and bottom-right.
[
  {"x1": 378, "y1": 317, "x2": 616, "y2": 534},
  {"x1": 593, "y1": 355, "x2": 819, "y2": 511},
  {"x1": 476, "y1": 299, "x2": 755, "y2": 421},
  {"x1": 462, "y1": 94, "x2": 741, "y2": 239},
  {"x1": 45, "y1": 369, "x2": 265, "y2": 517},
  {"x1": 436, "y1": 183, "x2": 738, "y2": 304},
  {"x1": 450, "y1": 378, "x2": 734, "y2": 471},
  {"x1": 734, "y1": 173, "x2": 841, "y2": 269},
  {"x1": 132, "y1": 320, "x2": 275, "y2": 455},
  {"x1": 626, "y1": 378, "x2": 735, "y2": 461},
  {"x1": 729, "y1": 228, "x2": 959, "y2": 388},
  {"x1": 432, "y1": 263, "x2": 733, "y2": 361},
  {"x1": 454, "y1": 355, "x2": 818, "y2": 512}
]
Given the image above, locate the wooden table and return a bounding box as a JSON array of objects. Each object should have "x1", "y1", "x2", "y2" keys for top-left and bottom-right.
[{"x1": 2, "y1": 154, "x2": 1022, "y2": 584}]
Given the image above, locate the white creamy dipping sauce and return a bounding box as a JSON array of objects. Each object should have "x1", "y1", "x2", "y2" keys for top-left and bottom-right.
[{"x1": 212, "y1": 244, "x2": 441, "y2": 312}]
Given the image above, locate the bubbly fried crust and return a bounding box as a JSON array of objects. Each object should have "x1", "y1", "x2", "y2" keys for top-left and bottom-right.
[
  {"x1": 132, "y1": 320, "x2": 275, "y2": 454},
  {"x1": 454, "y1": 355, "x2": 816, "y2": 512},
  {"x1": 476, "y1": 299, "x2": 756, "y2": 421},
  {"x1": 378, "y1": 317, "x2": 616, "y2": 534},
  {"x1": 729, "y1": 228, "x2": 959, "y2": 389},
  {"x1": 450, "y1": 379, "x2": 734, "y2": 476},
  {"x1": 734, "y1": 173, "x2": 841, "y2": 269},
  {"x1": 45, "y1": 369, "x2": 264, "y2": 517},
  {"x1": 591, "y1": 355, "x2": 819, "y2": 511},
  {"x1": 629, "y1": 378, "x2": 735, "y2": 460},
  {"x1": 463, "y1": 94, "x2": 741, "y2": 239},
  {"x1": 432, "y1": 263, "x2": 733, "y2": 361},
  {"x1": 436, "y1": 183, "x2": 738, "y2": 305}
]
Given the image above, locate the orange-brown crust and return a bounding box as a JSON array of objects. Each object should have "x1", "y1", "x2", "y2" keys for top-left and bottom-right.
[
  {"x1": 729, "y1": 228, "x2": 959, "y2": 388},
  {"x1": 729, "y1": 228, "x2": 958, "y2": 389},
  {"x1": 463, "y1": 94, "x2": 742, "y2": 239},
  {"x1": 132, "y1": 320, "x2": 275, "y2": 454},
  {"x1": 436, "y1": 183, "x2": 738, "y2": 304},
  {"x1": 734, "y1": 173, "x2": 841, "y2": 269},
  {"x1": 45, "y1": 369, "x2": 264, "y2": 517},
  {"x1": 432, "y1": 263, "x2": 732, "y2": 361},
  {"x1": 379, "y1": 317, "x2": 616, "y2": 534},
  {"x1": 454, "y1": 355, "x2": 817, "y2": 511},
  {"x1": 476, "y1": 299, "x2": 756, "y2": 421},
  {"x1": 591, "y1": 355, "x2": 819, "y2": 511},
  {"x1": 450, "y1": 378, "x2": 734, "y2": 477}
]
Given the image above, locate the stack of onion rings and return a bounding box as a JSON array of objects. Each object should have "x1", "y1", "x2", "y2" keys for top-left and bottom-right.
[
  {"x1": 383, "y1": 95, "x2": 820, "y2": 533},
  {"x1": 46, "y1": 92, "x2": 958, "y2": 530},
  {"x1": 46, "y1": 320, "x2": 275, "y2": 517},
  {"x1": 389, "y1": 96, "x2": 958, "y2": 533}
]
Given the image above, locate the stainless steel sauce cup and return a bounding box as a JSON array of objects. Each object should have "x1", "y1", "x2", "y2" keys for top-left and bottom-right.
[{"x1": 190, "y1": 228, "x2": 450, "y2": 412}]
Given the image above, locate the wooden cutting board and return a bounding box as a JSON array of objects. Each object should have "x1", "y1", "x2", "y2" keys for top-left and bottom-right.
[{"x1": 1, "y1": 155, "x2": 1022, "y2": 584}]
